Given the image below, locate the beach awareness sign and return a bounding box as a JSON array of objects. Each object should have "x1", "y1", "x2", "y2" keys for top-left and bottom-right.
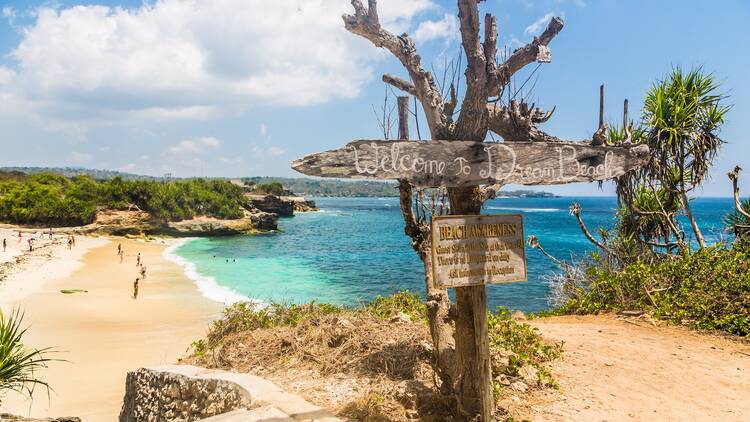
[
  {"x1": 431, "y1": 214, "x2": 526, "y2": 288},
  {"x1": 292, "y1": 139, "x2": 650, "y2": 187}
]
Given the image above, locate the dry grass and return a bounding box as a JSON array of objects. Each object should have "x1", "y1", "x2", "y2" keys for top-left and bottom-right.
[{"x1": 183, "y1": 292, "x2": 562, "y2": 421}]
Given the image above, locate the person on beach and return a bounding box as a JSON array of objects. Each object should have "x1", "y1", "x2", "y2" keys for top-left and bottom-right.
[
  {"x1": 119, "y1": 249, "x2": 124, "y2": 263},
  {"x1": 2, "y1": 238, "x2": 6, "y2": 252},
  {"x1": 140, "y1": 265, "x2": 147, "y2": 280},
  {"x1": 67, "y1": 236, "x2": 73, "y2": 250},
  {"x1": 18, "y1": 231, "x2": 22, "y2": 243},
  {"x1": 136, "y1": 252, "x2": 141, "y2": 266},
  {"x1": 28, "y1": 238, "x2": 34, "y2": 252},
  {"x1": 133, "y1": 278, "x2": 139, "y2": 299},
  {"x1": 117, "y1": 243, "x2": 122, "y2": 255}
]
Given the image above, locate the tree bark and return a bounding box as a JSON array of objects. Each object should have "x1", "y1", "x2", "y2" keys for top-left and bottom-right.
[
  {"x1": 396, "y1": 97, "x2": 456, "y2": 396},
  {"x1": 680, "y1": 191, "x2": 705, "y2": 249},
  {"x1": 447, "y1": 184, "x2": 492, "y2": 421}
]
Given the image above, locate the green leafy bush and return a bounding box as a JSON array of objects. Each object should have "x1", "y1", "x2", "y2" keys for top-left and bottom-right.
[
  {"x1": 0, "y1": 173, "x2": 246, "y2": 226},
  {"x1": 559, "y1": 242, "x2": 750, "y2": 336},
  {"x1": 489, "y1": 307, "x2": 563, "y2": 390},
  {"x1": 366, "y1": 290, "x2": 427, "y2": 321}
]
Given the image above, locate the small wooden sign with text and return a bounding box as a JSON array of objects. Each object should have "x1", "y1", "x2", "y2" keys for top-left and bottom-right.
[{"x1": 431, "y1": 214, "x2": 527, "y2": 288}]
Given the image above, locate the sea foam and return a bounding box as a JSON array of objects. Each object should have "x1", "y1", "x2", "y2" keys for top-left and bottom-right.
[
  {"x1": 163, "y1": 239, "x2": 254, "y2": 306},
  {"x1": 485, "y1": 206, "x2": 561, "y2": 212}
]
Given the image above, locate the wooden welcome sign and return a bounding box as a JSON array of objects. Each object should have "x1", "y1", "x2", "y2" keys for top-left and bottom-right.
[{"x1": 292, "y1": 139, "x2": 650, "y2": 187}]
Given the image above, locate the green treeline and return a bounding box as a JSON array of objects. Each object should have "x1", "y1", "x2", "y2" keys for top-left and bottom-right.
[{"x1": 0, "y1": 172, "x2": 245, "y2": 227}]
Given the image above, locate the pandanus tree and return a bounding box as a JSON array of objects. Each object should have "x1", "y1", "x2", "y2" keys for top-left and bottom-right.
[
  {"x1": 343, "y1": 1, "x2": 567, "y2": 418},
  {"x1": 0, "y1": 309, "x2": 54, "y2": 404},
  {"x1": 617, "y1": 68, "x2": 729, "y2": 251}
]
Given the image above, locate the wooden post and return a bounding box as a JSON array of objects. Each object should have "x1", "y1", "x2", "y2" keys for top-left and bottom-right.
[
  {"x1": 599, "y1": 84, "x2": 605, "y2": 128},
  {"x1": 454, "y1": 283, "x2": 492, "y2": 420},
  {"x1": 448, "y1": 186, "x2": 493, "y2": 420},
  {"x1": 397, "y1": 96, "x2": 409, "y2": 141}
]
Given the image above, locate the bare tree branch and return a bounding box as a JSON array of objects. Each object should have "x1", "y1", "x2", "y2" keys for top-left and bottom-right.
[
  {"x1": 570, "y1": 202, "x2": 612, "y2": 255},
  {"x1": 729, "y1": 166, "x2": 750, "y2": 219},
  {"x1": 344, "y1": 0, "x2": 448, "y2": 137},
  {"x1": 383, "y1": 73, "x2": 416, "y2": 96},
  {"x1": 487, "y1": 101, "x2": 561, "y2": 142},
  {"x1": 489, "y1": 17, "x2": 564, "y2": 96},
  {"x1": 454, "y1": 0, "x2": 489, "y2": 140},
  {"x1": 483, "y1": 13, "x2": 498, "y2": 90}
]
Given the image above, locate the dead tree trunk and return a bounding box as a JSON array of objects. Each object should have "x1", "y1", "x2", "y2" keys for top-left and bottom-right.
[
  {"x1": 344, "y1": 1, "x2": 565, "y2": 419},
  {"x1": 395, "y1": 97, "x2": 456, "y2": 394}
]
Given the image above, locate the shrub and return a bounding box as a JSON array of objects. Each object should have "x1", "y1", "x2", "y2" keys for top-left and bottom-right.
[
  {"x1": 0, "y1": 173, "x2": 246, "y2": 226},
  {"x1": 558, "y1": 243, "x2": 750, "y2": 336}
]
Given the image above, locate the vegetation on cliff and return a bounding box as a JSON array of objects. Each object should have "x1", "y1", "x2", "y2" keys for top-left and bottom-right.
[
  {"x1": 187, "y1": 291, "x2": 562, "y2": 421},
  {"x1": 0, "y1": 172, "x2": 245, "y2": 227}
]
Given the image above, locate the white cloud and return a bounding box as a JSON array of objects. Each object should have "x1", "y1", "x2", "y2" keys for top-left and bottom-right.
[
  {"x1": 0, "y1": 0, "x2": 437, "y2": 126},
  {"x1": 167, "y1": 137, "x2": 221, "y2": 154},
  {"x1": 250, "y1": 145, "x2": 286, "y2": 158},
  {"x1": 220, "y1": 156, "x2": 244, "y2": 165},
  {"x1": 69, "y1": 151, "x2": 93, "y2": 163},
  {"x1": 260, "y1": 123, "x2": 268, "y2": 139},
  {"x1": 524, "y1": 12, "x2": 555, "y2": 37},
  {"x1": 413, "y1": 13, "x2": 459, "y2": 44}
]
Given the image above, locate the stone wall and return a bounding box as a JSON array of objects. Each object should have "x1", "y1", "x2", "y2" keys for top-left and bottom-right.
[
  {"x1": 118, "y1": 365, "x2": 342, "y2": 422},
  {"x1": 119, "y1": 368, "x2": 251, "y2": 421}
]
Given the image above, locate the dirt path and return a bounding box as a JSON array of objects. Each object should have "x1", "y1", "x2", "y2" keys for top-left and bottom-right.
[{"x1": 510, "y1": 315, "x2": 750, "y2": 421}]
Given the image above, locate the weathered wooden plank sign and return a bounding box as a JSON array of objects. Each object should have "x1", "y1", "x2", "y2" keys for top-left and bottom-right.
[
  {"x1": 292, "y1": 140, "x2": 650, "y2": 187},
  {"x1": 431, "y1": 214, "x2": 526, "y2": 288}
]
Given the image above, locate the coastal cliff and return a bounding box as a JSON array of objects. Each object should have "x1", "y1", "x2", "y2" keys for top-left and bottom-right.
[
  {"x1": 73, "y1": 208, "x2": 277, "y2": 236},
  {"x1": 245, "y1": 194, "x2": 318, "y2": 216}
]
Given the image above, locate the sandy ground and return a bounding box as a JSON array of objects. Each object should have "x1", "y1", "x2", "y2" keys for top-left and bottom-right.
[
  {"x1": 0, "y1": 231, "x2": 222, "y2": 421},
  {"x1": 514, "y1": 315, "x2": 750, "y2": 422}
]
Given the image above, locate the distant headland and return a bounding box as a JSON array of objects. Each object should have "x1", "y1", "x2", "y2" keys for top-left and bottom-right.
[{"x1": 0, "y1": 168, "x2": 558, "y2": 198}]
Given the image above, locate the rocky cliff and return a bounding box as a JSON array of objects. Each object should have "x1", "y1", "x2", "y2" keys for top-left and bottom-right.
[
  {"x1": 74, "y1": 209, "x2": 277, "y2": 237},
  {"x1": 246, "y1": 194, "x2": 317, "y2": 216}
]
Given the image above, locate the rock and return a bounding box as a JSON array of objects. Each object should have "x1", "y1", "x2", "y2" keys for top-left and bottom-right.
[
  {"x1": 77, "y1": 209, "x2": 153, "y2": 236},
  {"x1": 0, "y1": 416, "x2": 80, "y2": 422},
  {"x1": 389, "y1": 312, "x2": 411, "y2": 324},
  {"x1": 291, "y1": 198, "x2": 318, "y2": 212},
  {"x1": 335, "y1": 317, "x2": 355, "y2": 330},
  {"x1": 245, "y1": 209, "x2": 278, "y2": 231},
  {"x1": 491, "y1": 355, "x2": 510, "y2": 374},
  {"x1": 119, "y1": 368, "x2": 252, "y2": 421},
  {"x1": 510, "y1": 381, "x2": 528, "y2": 392},
  {"x1": 73, "y1": 208, "x2": 278, "y2": 236},
  {"x1": 494, "y1": 374, "x2": 511, "y2": 386},
  {"x1": 618, "y1": 310, "x2": 644, "y2": 317},
  {"x1": 246, "y1": 194, "x2": 295, "y2": 217},
  {"x1": 161, "y1": 214, "x2": 262, "y2": 236},
  {"x1": 511, "y1": 310, "x2": 527, "y2": 321},
  {"x1": 518, "y1": 365, "x2": 539, "y2": 384}
]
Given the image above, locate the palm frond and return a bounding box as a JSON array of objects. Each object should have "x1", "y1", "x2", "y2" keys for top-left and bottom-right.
[{"x1": 0, "y1": 308, "x2": 57, "y2": 403}]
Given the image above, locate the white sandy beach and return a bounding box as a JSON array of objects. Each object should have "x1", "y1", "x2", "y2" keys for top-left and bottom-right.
[{"x1": 0, "y1": 228, "x2": 222, "y2": 420}]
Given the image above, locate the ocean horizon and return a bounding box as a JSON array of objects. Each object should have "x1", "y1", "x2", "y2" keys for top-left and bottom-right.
[{"x1": 164, "y1": 196, "x2": 736, "y2": 312}]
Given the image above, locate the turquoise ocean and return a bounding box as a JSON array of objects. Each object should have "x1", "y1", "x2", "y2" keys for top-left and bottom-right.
[{"x1": 164, "y1": 197, "x2": 734, "y2": 312}]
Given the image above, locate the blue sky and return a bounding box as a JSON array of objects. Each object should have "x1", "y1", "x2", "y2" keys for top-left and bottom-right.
[{"x1": 0, "y1": 0, "x2": 748, "y2": 196}]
